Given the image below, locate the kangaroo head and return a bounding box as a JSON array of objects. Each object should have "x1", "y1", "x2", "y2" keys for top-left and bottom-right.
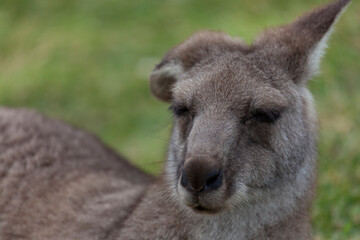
[{"x1": 150, "y1": 0, "x2": 350, "y2": 214}]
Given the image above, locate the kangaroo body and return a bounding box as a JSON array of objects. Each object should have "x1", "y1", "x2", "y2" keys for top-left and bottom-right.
[
  {"x1": 0, "y1": 0, "x2": 351, "y2": 239},
  {"x1": 0, "y1": 109, "x2": 151, "y2": 239}
]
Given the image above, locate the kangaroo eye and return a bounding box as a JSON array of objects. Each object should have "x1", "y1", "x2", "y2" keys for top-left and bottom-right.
[
  {"x1": 169, "y1": 104, "x2": 191, "y2": 117},
  {"x1": 243, "y1": 109, "x2": 281, "y2": 124},
  {"x1": 252, "y1": 110, "x2": 281, "y2": 123}
]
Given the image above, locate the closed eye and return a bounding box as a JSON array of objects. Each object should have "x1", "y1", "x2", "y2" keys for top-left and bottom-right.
[
  {"x1": 169, "y1": 104, "x2": 191, "y2": 117},
  {"x1": 243, "y1": 109, "x2": 281, "y2": 124},
  {"x1": 252, "y1": 110, "x2": 281, "y2": 123}
]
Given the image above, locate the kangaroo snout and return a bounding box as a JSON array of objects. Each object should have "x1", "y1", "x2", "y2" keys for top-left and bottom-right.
[{"x1": 180, "y1": 156, "x2": 223, "y2": 192}]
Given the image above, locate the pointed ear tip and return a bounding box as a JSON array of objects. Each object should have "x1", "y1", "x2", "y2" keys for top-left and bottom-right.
[
  {"x1": 340, "y1": 0, "x2": 352, "y2": 5},
  {"x1": 332, "y1": 0, "x2": 352, "y2": 11},
  {"x1": 332, "y1": 0, "x2": 352, "y2": 22}
]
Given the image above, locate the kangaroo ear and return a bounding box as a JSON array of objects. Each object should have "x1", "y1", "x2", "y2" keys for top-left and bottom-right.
[
  {"x1": 254, "y1": 0, "x2": 351, "y2": 85},
  {"x1": 150, "y1": 31, "x2": 247, "y2": 102}
]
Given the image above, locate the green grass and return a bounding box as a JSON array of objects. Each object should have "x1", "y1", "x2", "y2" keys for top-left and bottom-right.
[{"x1": 0, "y1": 0, "x2": 359, "y2": 238}]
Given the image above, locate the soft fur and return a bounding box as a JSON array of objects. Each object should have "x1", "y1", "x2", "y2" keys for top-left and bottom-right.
[{"x1": 0, "y1": 0, "x2": 351, "y2": 239}]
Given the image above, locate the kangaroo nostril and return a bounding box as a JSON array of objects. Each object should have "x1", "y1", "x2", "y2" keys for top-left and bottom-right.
[
  {"x1": 205, "y1": 170, "x2": 220, "y2": 185},
  {"x1": 180, "y1": 170, "x2": 188, "y2": 188},
  {"x1": 205, "y1": 169, "x2": 223, "y2": 191}
]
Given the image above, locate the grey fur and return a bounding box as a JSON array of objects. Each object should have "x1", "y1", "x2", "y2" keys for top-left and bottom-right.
[{"x1": 0, "y1": 0, "x2": 351, "y2": 239}]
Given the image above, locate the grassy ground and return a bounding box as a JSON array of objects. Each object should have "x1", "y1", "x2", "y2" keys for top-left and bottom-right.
[{"x1": 0, "y1": 0, "x2": 359, "y2": 238}]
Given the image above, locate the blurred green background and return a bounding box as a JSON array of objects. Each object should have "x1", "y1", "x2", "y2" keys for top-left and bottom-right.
[{"x1": 0, "y1": 0, "x2": 359, "y2": 239}]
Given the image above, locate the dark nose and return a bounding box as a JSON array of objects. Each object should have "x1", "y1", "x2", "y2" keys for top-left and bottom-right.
[{"x1": 180, "y1": 157, "x2": 223, "y2": 192}]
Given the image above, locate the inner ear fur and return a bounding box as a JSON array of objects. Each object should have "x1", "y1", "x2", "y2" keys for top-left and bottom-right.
[
  {"x1": 253, "y1": 0, "x2": 351, "y2": 84},
  {"x1": 150, "y1": 31, "x2": 248, "y2": 102}
]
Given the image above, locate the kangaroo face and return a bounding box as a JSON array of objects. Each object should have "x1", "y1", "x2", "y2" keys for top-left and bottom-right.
[
  {"x1": 168, "y1": 53, "x2": 303, "y2": 213},
  {"x1": 150, "y1": 0, "x2": 350, "y2": 214}
]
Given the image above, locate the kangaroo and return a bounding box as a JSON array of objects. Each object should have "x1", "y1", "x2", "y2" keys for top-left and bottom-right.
[{"x1": 0, "y1": 0, "x2": 351, "y2": 239}]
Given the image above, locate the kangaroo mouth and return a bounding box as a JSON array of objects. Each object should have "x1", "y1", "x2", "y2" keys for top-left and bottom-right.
[
  {"x1": 185, "y1": 201, "x2": 224, "y2": 214},
  {"x1": 193, "y1": 205, "x2": 222, "y2": 214}
]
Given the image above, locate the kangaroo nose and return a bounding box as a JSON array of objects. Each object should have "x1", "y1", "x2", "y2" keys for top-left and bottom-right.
[{"x1": 180, "y1": 157, "x2": 223, "y2": 192}]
